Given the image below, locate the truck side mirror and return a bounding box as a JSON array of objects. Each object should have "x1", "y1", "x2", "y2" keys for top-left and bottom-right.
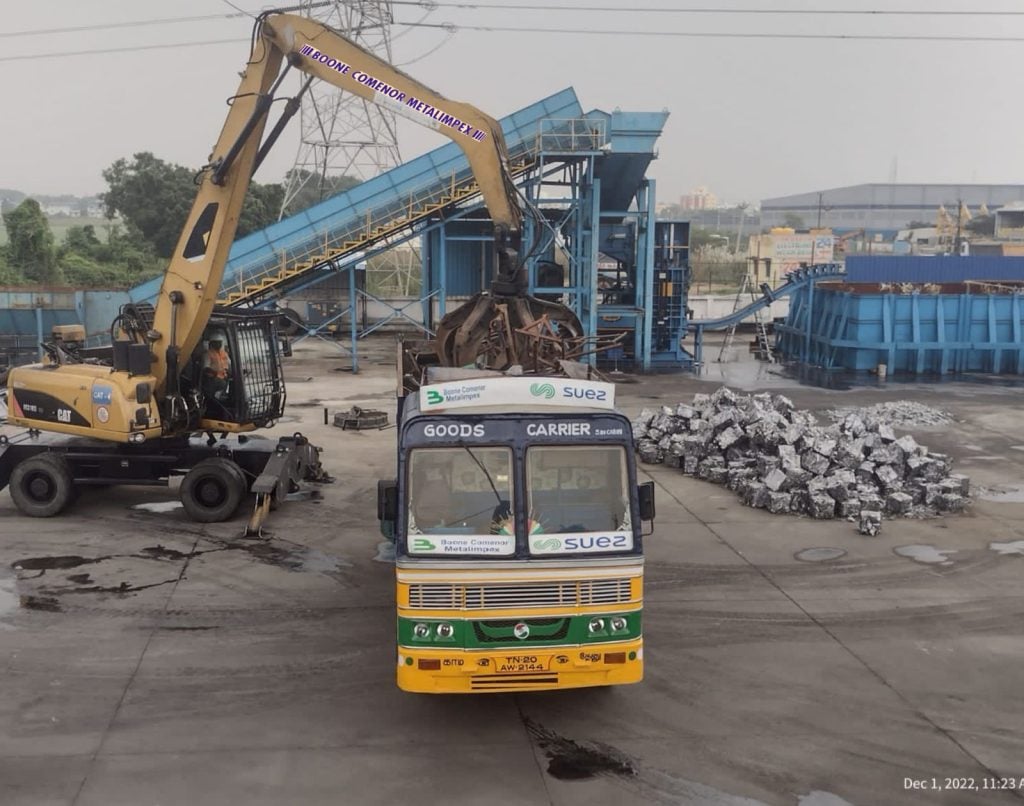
[
  {"x1": 637, "y1": 481, "x2": 656, "y2": 527},
  {"x1": 377, "y1": 479, "x2": 397, "y2": 522}
]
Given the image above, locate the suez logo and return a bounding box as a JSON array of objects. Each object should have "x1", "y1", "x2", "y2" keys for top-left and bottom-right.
[
  {"x1": 530, "y1": 532, "x2": 633, "y2": 555},
  {"x1": 531, "y1": 382, "x2": 607, "y2": 402}
]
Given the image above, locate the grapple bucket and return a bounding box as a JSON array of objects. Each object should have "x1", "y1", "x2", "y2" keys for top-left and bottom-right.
[{"x1": 434, "y1": 292, "x2": 583, "y2": 372}]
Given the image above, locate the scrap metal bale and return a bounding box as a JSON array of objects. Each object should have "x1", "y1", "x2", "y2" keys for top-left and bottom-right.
[
  {"x1": 683, "y1": 455, "x2": 699, "y2": 475},
  {"x1": 801, "y1": 451, "x2": 831, "y2": 476},
  {"x1": 638, "y1": 441, "x2": 663, "y2": 464},
  {"x1": 937, "y1": 493, "x2": 967, "y2": 513},
  {"x1": 790, "y1": 489, "x2": 810, "y2": 514},
  {"x1": 809, "y1": 493, "x2": 837, "y2": 519},
  {"x1": 894, "y1": 435, "x2": 919, "y2": 455},
  {"x1": 675, "y1": 404, "x2": 696, "y2": 419},
  {"x1": 766, "y1": 491, "x2": 792, "y2": 514},
  {"x1": 665, "y1": 454, "x2": 682, "y2": 469},
  {"x1": 877, "y1": 423, "x2": 897, "y2": 443},
  {"x1": 716, "y1": 426, "x2": 745, "y2": 450},
  {"x1": 697, "y1": 456, "x2": 727, "y2": 484},
  {"x1": 856, "y1": 461, "x2": 876, "y2": 484},
  {"x1": 783, "y1": 467, "x2": 812, "y2": 491},
  {"x1": 710, "y1": 387, "x2": 738, "y2": 408},
  {"x1": 858, "y1": 509, "x2": 882, "y2": 536},
  {"x1": 838, "y1": 499, "x2": 861, "y2": 519},
  {"x1": 635, "y1": 407, "x2": 658, "y2": 428},
  {"x1": 874, "y1": 464, "x2": 901, "y2": 490},
  {"x1": 946, "y1": 473, "x2": 970, "y2": 496},
  {"x1": 763, "y1": 468, "x2": 788, "y2": 492},
  {"x1": 885, "y1": 491, "x2": 913, "y2": 516}
]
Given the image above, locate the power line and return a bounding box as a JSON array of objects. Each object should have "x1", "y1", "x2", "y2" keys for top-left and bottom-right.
[
  {"x1": 403, "y1": 22, "x2": 1024, "y2": 42},
  {"x1": 3, "y1": 25, "x2": 1022, "y2": 62},
  {"x1": 0, "y1": 13, "x2": 246, "y2": 39},
  {"x1": 0, "y1": 39, "x2": 246, "y2": 62},
  {"x1": 4, "y1": 3, "x2": 1023, "y2": 38},
  {"x1": 395, "y1": 1, "x2": 1024, "y2": 16}
]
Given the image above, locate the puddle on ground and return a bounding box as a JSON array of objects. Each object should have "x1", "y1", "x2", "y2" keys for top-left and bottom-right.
[
  {"x1": 975, "y1": 486, "x2": 1024, "y2": 503},
  {"x1": 373, "y1": 541, "x2": 396, "y2": 563},
  {"x1": 798, "y1": 792, "x2": 855, "y2": 806},
  {"x1": 894, "y1": 544, "x2": 958, "y2": 566},
  {"x1": 795, "y1": 547, "x2": 847, "y2": 563},
  {"x1": 989, "y1": 540, "x2": 1024, "y2": 556},
  {"x1": 130, "y1": 501, "x2": 185, "y2": 514}
]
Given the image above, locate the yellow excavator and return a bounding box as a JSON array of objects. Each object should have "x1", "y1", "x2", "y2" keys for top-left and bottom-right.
[{"x1": 1, "y1": 11, "x2": 583, "y2": 528}]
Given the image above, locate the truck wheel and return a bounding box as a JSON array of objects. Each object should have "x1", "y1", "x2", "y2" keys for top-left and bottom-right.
[
  {"x1": 10, "y1": 453, "x2": 74, "y2": 517},
  {"x1": 180, "y1": 458, "x2": 247, "y2": 523}
]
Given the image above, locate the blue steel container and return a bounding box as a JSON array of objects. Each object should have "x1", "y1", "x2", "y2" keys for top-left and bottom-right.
[
  {"x1": 846, "y1": 255, "x2": 1024, "y2": 284},
  {"x1": 777, "y1": 284, "x2": 1024, "y2": 374}
]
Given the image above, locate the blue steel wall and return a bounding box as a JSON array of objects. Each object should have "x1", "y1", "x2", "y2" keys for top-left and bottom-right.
[
  {"x1": 846, "y1": 255, "x2": 1024, "y2": 284},
  {"x1": 780, "y1": 285, "x2": 1024, "y2": 374},
  {"x1": 0, "y1": 289, "x2": 129, "y2": 340}
]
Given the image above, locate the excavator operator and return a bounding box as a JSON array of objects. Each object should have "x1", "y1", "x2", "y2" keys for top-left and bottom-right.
[{"x1": 203, "y1": 337, "x2": 231, "y2": 402}]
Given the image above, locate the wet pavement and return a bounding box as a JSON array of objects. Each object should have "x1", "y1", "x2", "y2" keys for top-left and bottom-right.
[{"x1": 1, "y1": 337, "x2": 1023, "y2": 805}]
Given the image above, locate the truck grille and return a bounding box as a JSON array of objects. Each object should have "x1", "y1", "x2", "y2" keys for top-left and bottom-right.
[{"x1": 407, "y1": 578, "x2": 633, "y2": 610}]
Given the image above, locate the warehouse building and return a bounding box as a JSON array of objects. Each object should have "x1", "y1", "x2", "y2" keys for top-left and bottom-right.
[{"x1": 761, "y1": 183, "x2": 1024, "y2": 231}]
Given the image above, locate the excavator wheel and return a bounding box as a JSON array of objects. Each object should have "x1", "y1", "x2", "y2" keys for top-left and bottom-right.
[
  {"x1": 180, "y1": 458, "x2": 247, "y2": 523},
  {"x1": 9, "y1": 453, "x2": 75, "y2": 518}
]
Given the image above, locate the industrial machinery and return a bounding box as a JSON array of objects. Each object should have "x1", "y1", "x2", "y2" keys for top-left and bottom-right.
[{"x1": 4, "y1": 11, "x2": 586, "y2": 529}]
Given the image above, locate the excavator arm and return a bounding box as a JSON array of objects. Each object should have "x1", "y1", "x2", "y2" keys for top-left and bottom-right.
[{"x1": 152, "y1": 12, "x2": 526, "y2": 395}]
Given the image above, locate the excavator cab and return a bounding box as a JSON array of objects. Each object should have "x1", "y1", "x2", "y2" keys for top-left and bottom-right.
[{"x1": 182, "y1": 309, "x2": 286, "y2": 430}]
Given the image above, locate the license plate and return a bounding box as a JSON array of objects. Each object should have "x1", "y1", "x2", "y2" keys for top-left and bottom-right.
[{"x1": 492, "y1": 654, "x2": 549, "y2": 673}]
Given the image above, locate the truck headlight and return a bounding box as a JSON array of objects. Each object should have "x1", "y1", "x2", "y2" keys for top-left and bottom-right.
[
  {"x1": 413, "y1": 623, "x2": 430, "y2": 639},
  {"x1": 436, "y1": 622, "x2": 454, "y2": 639},
  {"x1": 588, "y1": 618, "x2": 605, "y2": 634},
  {"x1": 610, "y1": 616, "x2": 628, "y2": 632}
]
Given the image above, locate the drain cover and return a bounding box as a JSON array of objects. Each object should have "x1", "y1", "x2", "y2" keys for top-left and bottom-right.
[{"x1": 795, "y1": 547, "x2": 847, "y2": 562}]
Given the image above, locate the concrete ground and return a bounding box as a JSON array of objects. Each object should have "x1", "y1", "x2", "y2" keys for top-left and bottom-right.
[{"x1": 1, "y1": 336, "x2": 1023, "y2": 806}]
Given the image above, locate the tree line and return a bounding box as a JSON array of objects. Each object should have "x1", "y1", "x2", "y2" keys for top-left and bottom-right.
[{"x1": 0, "y1": 152, "x2": 358, "y2": 289}]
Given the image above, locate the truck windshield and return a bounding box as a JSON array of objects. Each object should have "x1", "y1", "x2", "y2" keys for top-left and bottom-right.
[
  {"x1": 526, "y1": 446, "x2": 630, "y2": 534},
  {"x1": 408, "y1": 447, "x2": 514, "y2": 535}
]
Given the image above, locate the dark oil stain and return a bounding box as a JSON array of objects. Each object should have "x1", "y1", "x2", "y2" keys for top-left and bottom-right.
[
  {"x1": 139, "y1": 545, "x2": 191, "y2": 561},
  {"x1": 20, "y1": 595, "x2": 62, "y2": 612},
  {"x1": 66, "y1": 573, "x2": 93, "y2": 584},
  {"x1": 525, "y1": 719, "x2": 636, "y2": 781},
  {"x1": 49, "y1": 579, "x2": 179, "y2": 597},
  {"x1": 12, "y1": 556, "x2": 103, "y2": 572},
  {"x1": 158, "y1": 625, "x2": 218, "y2": 631},
  {"x1": 222, "y1": 540, "x2": 303, "y2": 570}
]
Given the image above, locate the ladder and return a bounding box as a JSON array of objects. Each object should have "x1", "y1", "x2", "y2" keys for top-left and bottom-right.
[{"x1": 716, "y1": 273, "x2": 774, "y2": 363}]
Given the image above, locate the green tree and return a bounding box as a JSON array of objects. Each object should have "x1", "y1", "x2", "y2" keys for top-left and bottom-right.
[
  {"x1": 102, "y1": 152, "x2": 296, "y2": 258},
  {"x1": 281, "y1": 169, "x2": 360, "y2": 216},
  {"x1": 965, "y1": 214, "x2": 995, "y2": 237},
  {"x1": 2, "y1": 198, "x2": 61, "y2": 283},
  {"x1": 101, "y1": 152, "x2": 196, "y2": 258},
  {"x1": 782, "y1": 213, "x2": 805, "y2": 229}
]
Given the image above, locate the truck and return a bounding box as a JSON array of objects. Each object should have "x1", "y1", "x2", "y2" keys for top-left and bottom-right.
[{"x1": 378, "y1": 371, "x2": 655, "y2": 693}]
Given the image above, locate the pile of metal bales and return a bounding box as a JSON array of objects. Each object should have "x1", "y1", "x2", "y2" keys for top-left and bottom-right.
[{"x1": 632, "y1": 387, "x2": 970, "y2": 535}]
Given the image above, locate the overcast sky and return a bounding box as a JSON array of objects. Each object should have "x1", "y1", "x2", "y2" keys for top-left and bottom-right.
[{"x1": 3, "y1": 0, "x2": 1023, "y2": 206}]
